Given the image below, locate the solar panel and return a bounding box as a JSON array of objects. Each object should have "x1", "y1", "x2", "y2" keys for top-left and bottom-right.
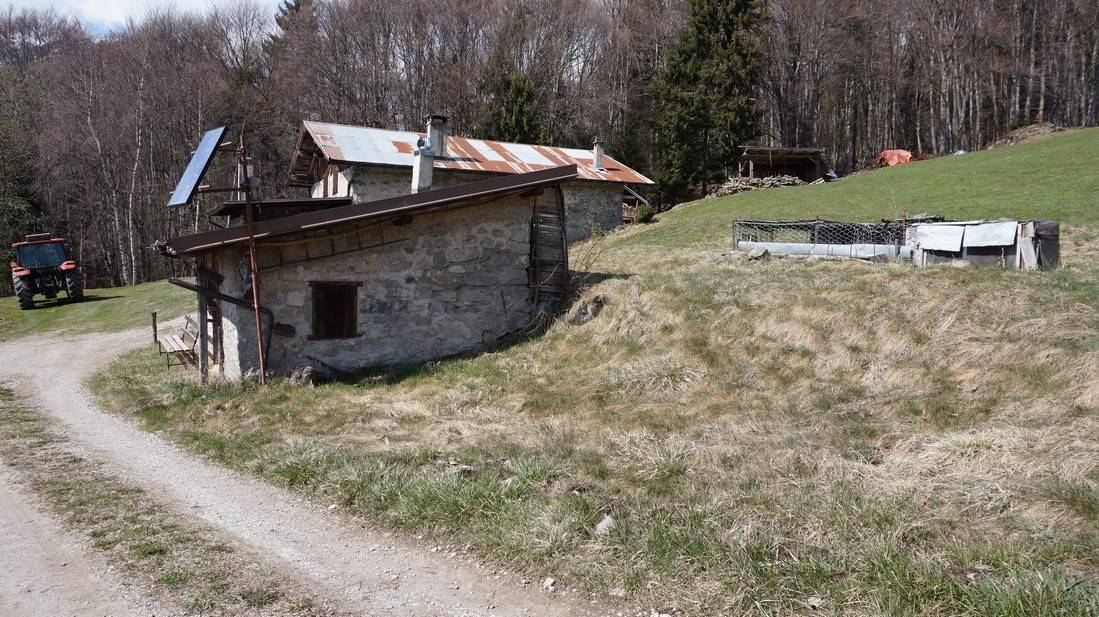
[{"x1": 167, "y1": 126, "x2": 228, "y2": 207}]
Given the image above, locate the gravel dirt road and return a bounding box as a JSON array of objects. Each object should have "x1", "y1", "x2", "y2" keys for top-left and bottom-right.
[
  {"x1": 0, "y1": 326, "x2": 616, "y2": 617},
  {"x1": 0, "y1": 465, "x2": 167, "y2": 617}
]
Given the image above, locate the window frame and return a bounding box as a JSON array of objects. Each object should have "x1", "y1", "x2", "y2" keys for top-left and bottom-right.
[{"x1": 307, "y1": 281, "x2": 362, "y2": 340}]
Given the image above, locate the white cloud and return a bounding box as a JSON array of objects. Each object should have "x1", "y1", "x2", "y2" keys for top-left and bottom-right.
[{"x1": 6, "y1": 0, "x2": 281, "y2": 30}]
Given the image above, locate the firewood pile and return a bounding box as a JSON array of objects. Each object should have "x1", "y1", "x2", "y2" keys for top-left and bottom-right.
[
  {"x1": 991, "y1": 122, "x2": 1061, "y2": 148},
  {"x1": 706, "y1": 175, "x2": 804, "y2": 198}
]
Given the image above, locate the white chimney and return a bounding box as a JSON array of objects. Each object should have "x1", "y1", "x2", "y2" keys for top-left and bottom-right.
[
  {"x1": 593, "y1": 137, "x2": 605, "y2": 171},
  {"x1": 411, "y1": 136, "x2": 433, "y2": 193},
  {"x1": 427, "y1": 115, "x2": 448, "y2": 158}
]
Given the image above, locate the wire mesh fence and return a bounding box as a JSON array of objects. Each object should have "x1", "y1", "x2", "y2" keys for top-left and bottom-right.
[{"x1": 731, "y1": 219, "x2": 907, "y2": 246}]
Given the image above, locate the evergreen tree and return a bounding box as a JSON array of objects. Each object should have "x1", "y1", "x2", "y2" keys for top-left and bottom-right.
[
  {"x1": 274, "y1": 0, "x2": 310, "y2": 33},
  {"x1": 654, "y1": 0, "x2": 764, "y2": 203},
  {"x1": 481, "y1": 71, "x2": 543, "y2": 144},
  {"x1": 265, "y1": 0, "x2": 314, "y2": 57}
]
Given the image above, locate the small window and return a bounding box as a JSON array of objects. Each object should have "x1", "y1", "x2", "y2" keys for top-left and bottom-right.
[{"x1": 310, "y1": 282, "x2": 360, "y2": 339}]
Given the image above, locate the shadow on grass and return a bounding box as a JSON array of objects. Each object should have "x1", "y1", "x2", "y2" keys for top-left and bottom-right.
[
  {"x1": 21, "y1": 294, "x2": 122, "y2": 310},
  {"x1": 316, "y1": 271, "x2": 633, "y2": 388},
  {"x1": 568, "y1": 269, "x2": 631, "y2": 289}
]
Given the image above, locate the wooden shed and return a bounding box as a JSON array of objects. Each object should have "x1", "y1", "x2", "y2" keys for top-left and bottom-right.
[{"x1": 737, "y1": 146, "x2": 826, "y2": 182}]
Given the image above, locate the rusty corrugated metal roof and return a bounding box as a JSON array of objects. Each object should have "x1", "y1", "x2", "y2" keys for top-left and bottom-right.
[
  {"x1": 288, "y1": 120, "x2": 653, "y2": 188},
  {"x1": 159, "y1": 165, "x2": 578, "y2": 257}
]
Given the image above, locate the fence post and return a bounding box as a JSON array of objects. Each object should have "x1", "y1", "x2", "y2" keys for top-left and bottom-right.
[{"x1": 151, "y1": 311, "x2": 158, "y2": 345}]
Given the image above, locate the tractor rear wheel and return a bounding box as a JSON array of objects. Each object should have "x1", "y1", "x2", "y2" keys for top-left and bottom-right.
[
  {"x1": 14, "y1": 276, "x2": 34, "y2": 310},
  {"x1": 65, "y1": 270, "x2": 84, "y2": 301}
]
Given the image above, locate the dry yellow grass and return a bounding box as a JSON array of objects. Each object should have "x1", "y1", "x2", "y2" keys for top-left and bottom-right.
[{"x1": 95, "y1": 226, "x2": 1099, "y2": 615}]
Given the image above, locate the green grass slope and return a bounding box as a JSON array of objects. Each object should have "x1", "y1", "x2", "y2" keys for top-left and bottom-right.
[
  {"x1": 621, "y1": 127, "x2": 1099, "y2": 248},
  {"x1": 0, "y1": 279, "x2": 194, "y2": 342}
]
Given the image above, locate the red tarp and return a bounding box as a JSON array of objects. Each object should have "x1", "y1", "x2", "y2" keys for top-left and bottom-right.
[{"x1": 879, "y1": 149, "x2": 913, "y2": 166}]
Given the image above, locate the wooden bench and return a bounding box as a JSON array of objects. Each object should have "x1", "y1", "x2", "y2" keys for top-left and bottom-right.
[{"x1": 158, "y1": 315, "x2": 200, "y2": 367}]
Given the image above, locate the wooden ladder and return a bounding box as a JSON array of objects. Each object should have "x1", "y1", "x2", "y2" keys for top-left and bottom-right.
[{"x1": 528, "y1": 186, "x2": 569, "y2": 311}]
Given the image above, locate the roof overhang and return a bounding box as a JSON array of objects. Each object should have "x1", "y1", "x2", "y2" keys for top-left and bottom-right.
[
  {"x1": 209, "y1": 196, "x2": 353, "y2": 218},
  {"x1": 158, "y1": 164, "x2": 578, "y2": 257},
  {"x1": 739, "y1": 147, "x2": 825, "y2": 161}
]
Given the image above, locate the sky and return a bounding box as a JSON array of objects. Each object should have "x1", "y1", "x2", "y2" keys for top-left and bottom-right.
[{"x1": 8, "y1": 0, "x2": 283, "y2": 35}]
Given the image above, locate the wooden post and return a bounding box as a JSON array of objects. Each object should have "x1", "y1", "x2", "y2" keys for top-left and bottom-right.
[
  {"x1": 197, "y1": 287, "x2": 209, "y2": 386},
  {"x1": 151, "y1": 311, "x2": 158, "y2": 345},
  {"x1": 240, "y1": 132, "x2": 267, "y2": 385}
]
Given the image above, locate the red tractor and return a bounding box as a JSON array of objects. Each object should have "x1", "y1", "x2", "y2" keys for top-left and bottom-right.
[{"x1": 9, "y1": 234, "x2": 84, "y2": 310}]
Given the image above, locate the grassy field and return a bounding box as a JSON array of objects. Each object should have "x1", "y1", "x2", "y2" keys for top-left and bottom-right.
[
  {"x1": 619, "y1": 127, "x2": 1099, "y2": 248},
  {"x1": 94, "y1": 130, "x2": 1099, "y2": 616},
  {"x1": 0, "y1": 279, "x2": 193, "y2": 342}
]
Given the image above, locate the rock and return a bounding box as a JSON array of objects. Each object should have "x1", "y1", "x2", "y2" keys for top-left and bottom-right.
[
  {"x1": 448, "y1": 464, "x2": 475, "y2": 478},
  {"x1": 501, "y1": 476, "x2": 519, "y2": 488},
  {"x1": 594, "y1": 514, "x2": 616, "y2": 537},
  {"x1": 869, "y1": 444, "x2": 884, "y2": 465},
  {"x1": 747, "y1": 247, "x2": 770, "y2": 261},
  {"x1": 650, "y1": 610, "x2": 672, "y2": 617},
  {"x1": 966, "y1": 563, "x2": 996, "y2": 582},
  {"x1": 543, "y1": 577, "x2": 556, "y2": 592},
  {"x1": 519, "y1": 577, "x2": 531, "y2": 587},
  {"x1": 566, "y1": 294, "x2": 607, "y2": 325},
  {"x1": 287, "y1": 366, "x2": 317, "y2": 387},
  {"x1": 806, "y1": 596, "x2": 824, "y2": 609}
]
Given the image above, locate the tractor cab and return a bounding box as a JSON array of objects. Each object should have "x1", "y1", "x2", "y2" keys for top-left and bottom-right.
[
  {"x1": 9, "y1": 233, "x2": 83, "y2": 309},
  {"x1": 14, "y1": 239, "x2": 68, "y2": 269}
]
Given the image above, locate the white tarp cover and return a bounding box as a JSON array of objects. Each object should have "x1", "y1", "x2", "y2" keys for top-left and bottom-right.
[
  {"x1": 916, "y1": 224, "x2": 965, "y2": 252},
  {"x1": 962, "y1": 220, "x2": 1018, "y2": 247}
]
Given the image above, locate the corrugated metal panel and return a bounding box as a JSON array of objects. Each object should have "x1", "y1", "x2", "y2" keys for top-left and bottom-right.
[
  {"x1": 916, "y1": 224, "x2": 965, "y2": 252},
  {"x1": 961, "y1": 221, "x2": 1018, "y2": 247},
  {"x1": 299, "y1": 121, "x2": 654, "y2": 185}
]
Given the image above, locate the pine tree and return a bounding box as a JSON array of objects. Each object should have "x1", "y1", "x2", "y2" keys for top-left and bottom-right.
[
  {"x1": 654, "y1": 0, "x2": 764, "y2": 202},
  {"x1": 265, "y1": 0, "x2": 314, "y2": 57},
  {"x1": 481, "y1": 71, "x2": 543, "y2": 144},
  {"x1": 275, "y1": 0, "x2": 310, "y2": 32}
]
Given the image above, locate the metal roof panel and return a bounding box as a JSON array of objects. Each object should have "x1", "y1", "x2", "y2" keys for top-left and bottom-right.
[{"x1": 297, "y1": 121, "x2": 653, "y2": 186}]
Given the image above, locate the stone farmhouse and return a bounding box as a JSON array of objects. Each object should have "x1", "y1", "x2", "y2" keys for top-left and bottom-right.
[
  {"x1": 286, "y1": 116, "x2": 654, "y2": 243},
  {"x1": 157, "y1": 165, "x2": 580, "y2": 380}
]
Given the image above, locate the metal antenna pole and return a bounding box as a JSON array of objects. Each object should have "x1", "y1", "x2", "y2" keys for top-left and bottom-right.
[{"x1": 240, "y1": 131, "x2": 267, "y2": 385}]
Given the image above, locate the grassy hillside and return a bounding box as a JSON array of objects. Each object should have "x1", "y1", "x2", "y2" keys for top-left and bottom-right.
[
  {"x1": 620, "y1": 127, "x2": 1099, "y2": 248},
  {"x1": 95, "y1": 132, "x2": 1099, "y2": 615},
  {"x1": 0, "y1": 279, "x2": 194, "y2": 342}
]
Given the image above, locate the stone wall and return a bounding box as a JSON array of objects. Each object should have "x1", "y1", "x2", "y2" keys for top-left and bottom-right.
[
  {"x1": 209, "y1": 192, "x2": 542, "y2": 379},
  {"x1": 558, "y1": 180, "x2": 624, "y2": 242},
  {"x1": 343, "y1": 167, "x2": 624, "y2": 243}
]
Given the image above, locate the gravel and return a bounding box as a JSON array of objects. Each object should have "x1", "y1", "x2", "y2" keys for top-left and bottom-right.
[{"x1": 0, "y1": 325, "x2": 615, "y2": 616}]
